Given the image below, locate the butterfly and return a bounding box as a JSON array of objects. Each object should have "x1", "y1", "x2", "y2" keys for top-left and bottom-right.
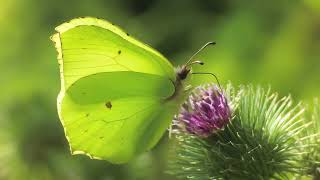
[{"x1": 51, "y1": 17, "x2": 216, "y2": 164}]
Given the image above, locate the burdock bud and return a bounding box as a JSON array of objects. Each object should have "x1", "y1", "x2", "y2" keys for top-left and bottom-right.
[{"x1": 179, "y1": 84, "x2": 231, "y2": 137}]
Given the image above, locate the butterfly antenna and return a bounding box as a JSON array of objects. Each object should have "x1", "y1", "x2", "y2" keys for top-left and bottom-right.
[
  {"x1": 186, "y1": 42, "x2": 216, "y2": 66},
  {"x1": 192, "y1": 72, "x2": 222, "y2": 90}
]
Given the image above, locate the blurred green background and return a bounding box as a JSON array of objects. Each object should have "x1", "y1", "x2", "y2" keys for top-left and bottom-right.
[{"x1": 0, "y1": 0, "x2": 319, "y2": 179}]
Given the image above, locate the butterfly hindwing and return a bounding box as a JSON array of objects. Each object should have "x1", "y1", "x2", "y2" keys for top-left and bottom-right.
[{"x1": 60, "y1": 70, "x2": 179, "y2": 163}]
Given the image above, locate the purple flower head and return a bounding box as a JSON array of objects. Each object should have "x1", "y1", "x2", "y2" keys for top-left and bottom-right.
[{"x1": 179, "y1": 84, "x2": 231, "y2": 137}]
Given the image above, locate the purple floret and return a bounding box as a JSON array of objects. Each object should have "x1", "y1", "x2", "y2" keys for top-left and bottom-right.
[{"x1": 179, "y1": 84, "x2": 231, "y2": 137}]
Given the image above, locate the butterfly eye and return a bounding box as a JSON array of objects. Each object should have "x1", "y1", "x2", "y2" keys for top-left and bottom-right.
[{"x1": 118, "y1": 50, "x2": 122, "y2": 55}]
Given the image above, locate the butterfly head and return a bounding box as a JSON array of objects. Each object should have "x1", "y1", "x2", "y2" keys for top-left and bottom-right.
[
  {"x1": 176, "y1": 42, "x2": 215, "y2": 81},
  {"x1": 174, "y1": 42, "x2": 222, "y2": 91},
  {"x1": 176, "y1": 60, "x2": 204, "y2": 80}
]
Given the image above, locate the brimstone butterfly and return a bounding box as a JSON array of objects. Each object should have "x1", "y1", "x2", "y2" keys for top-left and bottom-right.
[{"x1": 51, "y1": 17, "x2": 215, "y2": 164}]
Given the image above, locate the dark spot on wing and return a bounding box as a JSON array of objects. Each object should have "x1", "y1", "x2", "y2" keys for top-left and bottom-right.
[
  {"x1": 126, "y1": 33, "x2": 130, "y2": 36},
  {"x1": 105, "y1": 101, "x2": 112, "y2": 109},
  {"x1": 99, "y1": 136, "x2": 104, "y2": 139},
  {"x1": 118, "y1": 50, "x2": 121, "y2": 55},
  {"x1": 86, "y1": 113, "x2": 90, "y2": 117}
]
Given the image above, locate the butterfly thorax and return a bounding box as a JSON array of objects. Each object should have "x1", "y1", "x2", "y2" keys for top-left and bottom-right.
[{"x1": 166, "y1": 66, "x2": 192, "y2": 101}]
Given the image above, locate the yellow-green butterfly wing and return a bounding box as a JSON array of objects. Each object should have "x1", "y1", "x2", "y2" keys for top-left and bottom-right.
[
  {"x1": 51, "y1": 17, "x2": 175, "y2": 89},
  {"x1": 51, "y1": 17, "x2": 184, "y2": 163}
]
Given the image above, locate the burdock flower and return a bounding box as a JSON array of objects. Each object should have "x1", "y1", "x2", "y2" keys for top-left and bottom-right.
[{"x1": 179, "y1": 84, "x2": 231, "y2": 137}]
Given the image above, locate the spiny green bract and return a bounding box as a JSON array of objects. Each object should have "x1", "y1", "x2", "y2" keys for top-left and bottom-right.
[
  {"x1": 167, "y1": 84, "x2": 310, "y2": 180},
  {"x1": 297, "y1": 99, "x2": 320, "y2": 179}
]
